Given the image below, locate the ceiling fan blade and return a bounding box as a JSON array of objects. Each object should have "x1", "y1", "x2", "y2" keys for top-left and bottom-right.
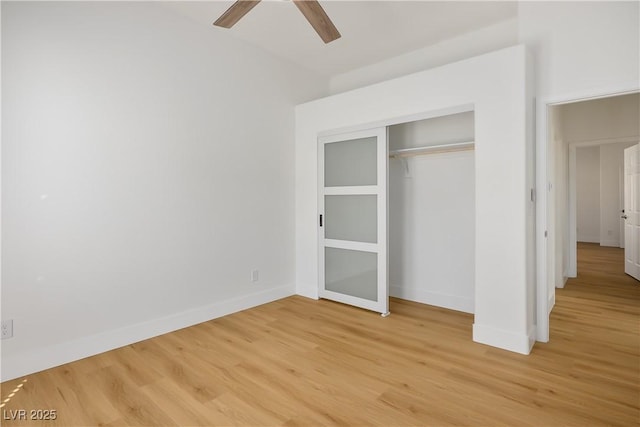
[
  {"x1": 213, "y1": 0, "x2": 261, "y2": 28},
  {"x1": 292, "y1": 0, "x2": 341, "y2": 44}
]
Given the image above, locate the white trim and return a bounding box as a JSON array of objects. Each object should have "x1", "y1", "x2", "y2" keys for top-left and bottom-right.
[
  {"x1": 568, "y1": 144, "x2": 578, "y2": 277},
  {"x1": 319, "y1": 128, "x2": 382, "y2": 144},
  {"x1": 548, "y1": 292, "x2": 556, "y2": 315},
  {"x1": 0, "y1": 285, "x2": 295, "y2": 382},
  {"x1": 324, "y1": 186, "x2": 378, "y2": 195},
  {"x1": 535, "y1": 97, "x2": 551, "y2": 343},
  {"x1": 389, "y1": 285, "x2": 473, "y2": 314},
  {"x1": 472, "y1": 323, "x2": 535, "y2": 355},
  {"x1": 317, "y1": 104, "x2": 474, "y2": 139},
  {"x1": 600, "y1": 240, "x2": 620, "y2": 248},
  {"x1": 296, "y1": 285, "x2": 319, "y2": 300},
  {"x1": 528, "y1": 326, "x2": 536, "y2": 352},
  {"x1": 556, "y1": 276, "x2": 568, "y2": 289},
  {"x1": 566, "y1": 135, "x2": 639, "y2": 147},
  {"x1": 318, "y1": 288, "x2": 383, "y2": 313},
  {"x1": 577, "y1": 236, "x2": 600, "y2": 244},
  {"x1": 389, "y1": 141, "x2": 474, "y2": 158},
  {"x1": 542, "y1": 84, "x2": 640, "y2": 107},
  {"x1": 323, "y1": 239, "x2": 378, "y2": 252}
]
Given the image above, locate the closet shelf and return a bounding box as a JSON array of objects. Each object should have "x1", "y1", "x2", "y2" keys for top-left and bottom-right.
[{"x1": 389, "y1": 141, "x2": 474, "y2": 158}]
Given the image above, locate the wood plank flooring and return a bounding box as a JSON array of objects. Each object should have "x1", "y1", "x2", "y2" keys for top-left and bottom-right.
[{"x1": 1, "y1": 242, "x2": 638, "y2": 426}]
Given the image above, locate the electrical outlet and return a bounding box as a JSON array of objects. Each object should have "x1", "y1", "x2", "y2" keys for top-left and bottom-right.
[
  {"x1": 251, "y1": 270, "x2": 259, "y2": 283},
  {"x1": 1, "y1": 319, "x2": 13, "y2": 339}
]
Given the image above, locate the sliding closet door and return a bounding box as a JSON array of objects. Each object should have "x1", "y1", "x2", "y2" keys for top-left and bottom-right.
[{"x1": 318, "y1": 128, "x2": 388, "y2": 315}]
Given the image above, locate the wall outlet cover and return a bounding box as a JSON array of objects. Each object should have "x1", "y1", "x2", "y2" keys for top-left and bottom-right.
[{"x1": 1, "y1": 319, "x2": 14, "y2": 339}]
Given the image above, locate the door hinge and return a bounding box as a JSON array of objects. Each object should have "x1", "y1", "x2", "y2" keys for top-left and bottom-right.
[
  {"x1": 530, "y1": 188, "x2": 536, "y2": 203},
  {"x1": 319, "y1": 214, "x2": 323, "y2": 227}
]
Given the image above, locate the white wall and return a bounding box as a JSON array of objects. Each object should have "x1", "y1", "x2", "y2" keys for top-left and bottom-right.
[
  {"x1": 576, "y1": 147, "x2": 601, "y2": 243},
  {"x1": 296, "y1": 46, "x2": 535, "y2": 354},
  {"x1": 1, "y1": 2, "x2": 328, "y2": 380},
  {"x1": 518, "y1": 2, "x2": 639, "y2": 102},
  {"x1": 519, "y1": 1, "x2": 639, "y2": 335},
  {"x1": 562, "y1": 94, "x2": 640, "y2": 143},
  {"x1": 388, "y1": 113, "x2": 475, "y2": 313},
  {"x1": 331, "y1": 2, "x2": 639, "y2": 98},
  {"x1": 329, "y1": 18, "x2": 518, "y2": 94}
]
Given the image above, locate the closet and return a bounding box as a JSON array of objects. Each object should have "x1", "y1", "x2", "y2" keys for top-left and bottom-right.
[
  {"x1": 300, "y1": 45, "x2": 535, "y2": 353},
  {"x1": 388, "y1": 111, "x2": 475, "y2": 314},
  {"x1": 318, "y1": 111, "x2": 476, "y2": 315}
]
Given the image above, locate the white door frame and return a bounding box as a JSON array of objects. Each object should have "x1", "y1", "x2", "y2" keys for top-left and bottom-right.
[{"x1": 536, "y1": 84, "x2": 639, "y2": 343}]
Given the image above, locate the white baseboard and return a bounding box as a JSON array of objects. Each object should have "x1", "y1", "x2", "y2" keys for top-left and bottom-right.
[
  {"x1": 600, "y1": 240, "x2": 620, "y2": 248},
  {"x1": 577, "y1": 236, "x2": 599, "y2": 244},
  {"x1": 1, "y1": 285, "x2": 295, "y2": 382},
  {"x1": 527, "y1": 325, "x2": 536, "y2": 351},
  {"x1": 295, "y1": 284, "x2": 319, "y2": 300},
  {"x1": 473, "y1": 323, "x2": 534, "y2": 355},
  {"x1": 557, "y1": 275, "x2": 568, "y2": 288},
  {"x1": 548, "y1": 292, "x2": 556, "y2": 315},
  {"x1": 390, "y1": 285, "x2": 474, "y2": 314}
]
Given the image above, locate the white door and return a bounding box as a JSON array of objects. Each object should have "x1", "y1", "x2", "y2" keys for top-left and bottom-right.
[
  {"x1": 318, "y1": 128, "x2": 389, "y2": 315},
  {"x1": 619, "y1": 167, "x2": 625, "y2": 249},
  {"x1": 623, "y1": 144, "x2": 640, "y2": 281}
]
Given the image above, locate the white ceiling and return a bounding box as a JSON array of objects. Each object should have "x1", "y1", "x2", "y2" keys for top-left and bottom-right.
[{"x1": 165, "y1": 1, "x2": 518, "y2": 77}]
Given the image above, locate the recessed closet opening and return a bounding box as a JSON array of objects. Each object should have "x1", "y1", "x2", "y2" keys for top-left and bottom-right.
[
  {"x1": 388, "y1": 111, "x2": 476, "y2": 314},
  {"x1": 317, "y1": 110, "x2": 476, "y2": 316}
]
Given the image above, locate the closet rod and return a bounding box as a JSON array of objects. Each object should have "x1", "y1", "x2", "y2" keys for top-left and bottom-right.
[{"x1": 389, "y1": 141, "x2": 474, "y2": 158}]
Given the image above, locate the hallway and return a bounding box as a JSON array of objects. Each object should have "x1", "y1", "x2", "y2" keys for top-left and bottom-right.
[
  {"x1": 547, "y1": 242, "x2": 639, "y2": 424},
  {"x1": 561, "y1": 242, "x2": 639, "y2": 307}
]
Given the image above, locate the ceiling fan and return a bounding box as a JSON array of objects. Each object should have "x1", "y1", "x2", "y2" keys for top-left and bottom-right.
[{"x1": 213, "y1": 0, "x2": 341, "y2": 44}]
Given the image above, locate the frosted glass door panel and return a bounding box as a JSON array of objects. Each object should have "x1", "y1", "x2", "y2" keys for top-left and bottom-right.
[
  {"x1": 324, "y1": 137, "x2": 377, "y2": 187},
  {"x1": 318, "y1": 126, "x2": 387, "y2": 315},
  {"x1": 325, "y1": 195, "x2": 377, "y2": 243},
  {"x1": 325, "y1": 247, "x2": 378, "y2": 301}
]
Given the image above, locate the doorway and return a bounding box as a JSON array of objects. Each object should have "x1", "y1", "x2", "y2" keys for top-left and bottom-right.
[
  {"x1": 538, "y1": 90, "x2": 639, "y2": 342},
  {"x1": 557, "y1": 93, "x2": 640, "y2": 279},
  {"x1": 573, "y1": 142, "x2": 637, "y2": 248}
]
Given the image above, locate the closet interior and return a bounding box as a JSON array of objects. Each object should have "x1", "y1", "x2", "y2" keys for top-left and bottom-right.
[{"x1": 388, "y1": 111, "x2": 476, "y2": 314}]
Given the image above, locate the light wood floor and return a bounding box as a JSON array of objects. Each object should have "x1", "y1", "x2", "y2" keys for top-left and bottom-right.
[{"x1": 1, "y1": 243, "x2": 638, "y2": 426}]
